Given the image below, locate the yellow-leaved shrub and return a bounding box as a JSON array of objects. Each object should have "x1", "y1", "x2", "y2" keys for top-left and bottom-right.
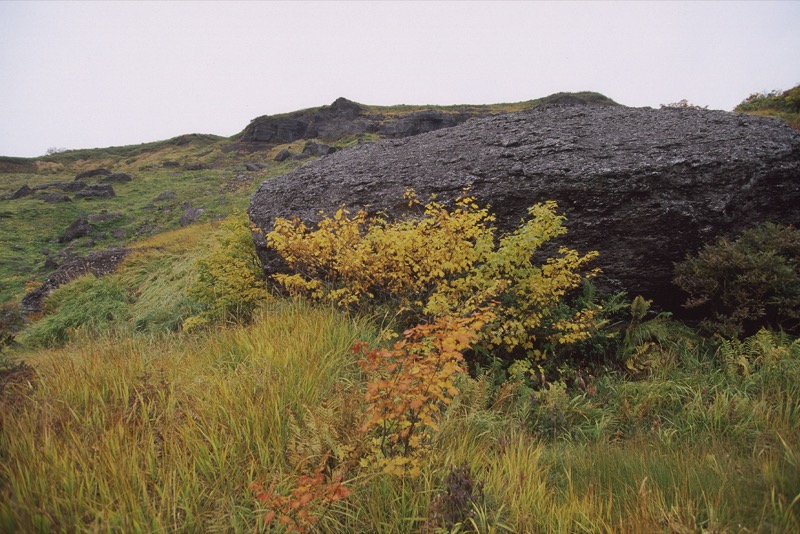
[{"x1": 267, "y1": 190, "x2": 599, "y2": 358}]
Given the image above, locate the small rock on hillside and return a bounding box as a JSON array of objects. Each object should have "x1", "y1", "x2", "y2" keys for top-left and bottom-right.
[
  {"x1": 21, "y1": 248, "x2": 131, "y2": 314},
  {"x1": 103, "y1": 173, "x2": 132, "y2": 183},
  {"x1": 10, "y1": 185, "x2": 32, "y2": 199},
  {"x1": 74, "y1": 184, "x2": 116, "y2": 199},
  {"x1": 74, "y1": 168, "x2": 112, "y2": 180}
]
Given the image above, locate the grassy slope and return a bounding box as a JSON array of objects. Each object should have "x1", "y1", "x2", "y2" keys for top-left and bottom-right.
[
  {"x1": 0, "y1": 136, "x2": 311, "y2": 303},
  {"x1": 2, "y1": 91, "x2": 799, "y2": 531},
  {"x1": 2, "y1": 297, "x2": 798, "y2": 532},
  {"x1": 1, "y1": 193, "x2": 798, "y2": 532}
]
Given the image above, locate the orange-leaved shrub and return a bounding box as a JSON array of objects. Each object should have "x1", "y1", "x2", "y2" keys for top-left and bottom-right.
[
  {"x1": 267, "y1": 190, "x2": 599, "y2": 359},
  {"x1": 353, "y1": 312, "x2": 491, "y2": 477},
  {"x1": 250, "y1": 465, "x2": 351, "y2": 533}
]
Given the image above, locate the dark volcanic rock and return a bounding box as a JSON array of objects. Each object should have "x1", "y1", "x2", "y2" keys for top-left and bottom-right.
[
  {"x1": 60, "y1": 218, "x2": 92, "y2": 243},
  {"x1": 103, "y1": 172, "x2": 132, "y2": 183},
  {"x1": 249, "y1": 106, "x2": 800, "y2": 311},
  {"x1": 10, "y1": 184, "x2": 33, "y2": 199},
  {"x1": 241, "y1": 97, "x2": 370, "y2": 145},
  {"x1": 32, "y1": 181, "x2": 85, "y2": 192},
  {"x1": 244, "y1": 163, "x2": 262, "y2": 172},
  {"x1": 41, "y1": 193, "x2": 71, "y2": 203},
  {"x1": 75, "y1": 168, "x2": 112, "y2": 180},
  {"x1": 21, "y1": 248, "x2": 131, "y2": 314},
  {"x1": 239, "y1": 97, "x2": 492, "y2": 148},
  {"x1": 302, "y1": 141, "x2": 336, "y2": 157},
  {"x1": 379, "y1": 110, "x2": 466, "y2": 138},
  {"x1": 74, "y1": 183, "x2": 116, "y2": 199},
  {"x1": 61, "y1": 181, "x2": 87, "y2": 192},
  {"x1": 274, "y1": 149, "x2": 291, "y2": 162},
  {"x1": 153, "y1": 190, "x2": 176, "y2": 203},
  {"x1": 185, "y1": 163, "x2": 209, "y2": 171},
  {"x1": 179, "y1": 204, "x2": 204, "y2": 226},
  {"x1": 88, "y1": 212, "x2": 122, "y2": 223}
]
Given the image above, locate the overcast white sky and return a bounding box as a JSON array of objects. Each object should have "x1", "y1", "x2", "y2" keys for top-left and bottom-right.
[{"x1": 1, "y1": 1, "x2": 798, "y2": 158}]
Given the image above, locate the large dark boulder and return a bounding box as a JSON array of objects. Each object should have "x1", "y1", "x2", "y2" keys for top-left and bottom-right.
[
  {"x1": 21, "y1": 248, "x2": 131, "y2": 314},
  {"x1": 249, "y1": 105, "x2": 800, "y2": 311}
]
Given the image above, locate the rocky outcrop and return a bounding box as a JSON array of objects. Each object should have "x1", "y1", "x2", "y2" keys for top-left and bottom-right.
[
  {"x1": 378, "y1": 110, "x2": 471, "y2": 138},
  {"x1": 240, "y1": 98, "x2": 372, "y2": 145},
  {"x1": 237, "y1": 93, "x2": 619, "y2": 151},
  {"x1": 74, "y1": 184, "x2": 116, "y2": 199},
  {"x1": 10, "y1": 185, "x2": 32, "y2": 199},
  {"x1": 60, "y1": 218, "x2": 92, "y2": 243},
  {"x1": 302, "y1": 141, "x2": 336, "y2": 157},
  {"x1": 237, "y1": 97, "x2": 485, "y2": 149},
  {"x1": 249, "y1": 105, "x2": 800, "y2": 310},
  {"x1": 179, "y1": 203, "x2": 204, "y2": 226},
  {"x1": 74, "y1": 168, "x2": 111, "y2": 180},
  {"x1": 21, "y1": 248, "x2": 131, "y2": 314},
  {"x1": 41, "y1": 193, "x2": 71, "y2": 203},
  {"x1": 103, "y1": 172, "x2": 132, "y2": 183}
]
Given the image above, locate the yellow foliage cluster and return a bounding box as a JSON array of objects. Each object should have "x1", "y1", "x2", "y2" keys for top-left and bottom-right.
[{"x1": 267, "y1": 190, "x2": 599, "y2": 357}]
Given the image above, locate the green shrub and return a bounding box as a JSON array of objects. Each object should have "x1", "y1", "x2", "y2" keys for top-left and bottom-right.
[
  {"x1": 22, "y1": 275, "x2": 133, "y2": 348},
  {"x1": 185, "y1": 213, "x2": 269, "y2": 328},
  {"x1": 674, "y1": 223, "x2": 800, "y2": 337},
  {"x1": 735, "y1": 85, "x2": 800, "y2": 130}
]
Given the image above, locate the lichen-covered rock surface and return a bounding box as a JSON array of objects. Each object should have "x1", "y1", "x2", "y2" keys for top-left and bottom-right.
[{"x1": 249, "y1": 104, "x2": 800, "y2": 309}]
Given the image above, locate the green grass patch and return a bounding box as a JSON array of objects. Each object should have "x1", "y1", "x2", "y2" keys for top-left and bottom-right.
[{"x1": 3, "y1": 306, "x2": 798, "y2": 532}]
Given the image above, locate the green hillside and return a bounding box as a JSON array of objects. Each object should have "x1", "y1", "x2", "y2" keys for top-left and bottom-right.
[{"x1": 735, "y1": 84, "x2": 800, "y2": 130}]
